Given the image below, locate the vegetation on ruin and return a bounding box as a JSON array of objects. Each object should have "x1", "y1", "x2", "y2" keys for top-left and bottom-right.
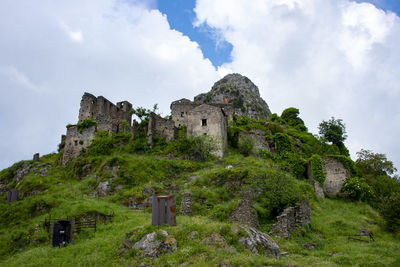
[
  {"x1": 1, "y1": 106, "x2": 400, "y2": 266},
  {"x1": 309, "y1": 154, "x2": 326, "y2": 186},
  {"x1": 76, "y1": 118, "x2": 98, "y2": 133}
]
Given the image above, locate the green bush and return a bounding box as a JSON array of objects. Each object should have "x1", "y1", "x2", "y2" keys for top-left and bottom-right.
[
  {"x1": 165, "y1": 135, "x2": 217, "y2": 161},
  {"x1": 76, "y1": 118, "x2": 97, "y2": 133},
  {"x1": 310, "y1": 154, "x2": 326, "y2": 186},
  {"x1": 86, "y1": 131, "x2": 114, "y2": 155},
  {"x1": 238, "y1": 135, "x2": 255, "y2": 156},
  {"x1": 380, "y1": 192, "x2": 400, "y2": 231},
  {"x1": 341, "y1": 177, "x2": 373, "y2": 202},
  {"x1": 281, "y1": 107, "x2": 307, "y2": 131},
  {"x1": 272, "y1": 133, "x2": 294, "y2": 154}
]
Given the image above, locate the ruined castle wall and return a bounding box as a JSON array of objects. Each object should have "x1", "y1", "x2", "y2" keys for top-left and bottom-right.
[
  {"x1": 322, "y1": 157, "x2": 350, "y2": 196},
  {"x1": 78, "y1": 92, "x2": 132, "y2": 133},
  {"x1": 187, "y1": 104, "x2": 227, "y2": 158},
  {"x1": 171, "y1": 98, "x2": 233, "y2": 128},
  {"x1": 62, "y1": 125, "x2": 96, "y2": 165},
  {"x1": 147, "y1": 112, "x2": 177, "y2": 144}
]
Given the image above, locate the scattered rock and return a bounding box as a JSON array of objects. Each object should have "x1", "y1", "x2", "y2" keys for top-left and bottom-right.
[
  {"x1": 92, "y1": 181, "x2": 110, "y2": 197},
  {"x1": 271, "y1": 200, "x2": 311, "y2": 238},
  {"x1": 188, "y1": 231, "x2": 198, "y2": 240},
  {"x1": 133, "y1": 230, "x2": 177, "y2": 258},
  {"x1": 180, "y1": 192, "x2": 193, "y2": 216},
  {"x1": 238, "y1": 226, "x2": 280, "y2": 258},
  {"x1": 142, "y1": 186, "x2": 155, "y2": 196},
  {"x1": 225, "y1": 165, "x2": 233, "y2": 170},
  {"x1": 202, "y1": 232, "x2": 226, "y2": 248},
  {"x1": 303, "y1": 243, "x2": 316, "y2": 249},
  {"x1": 188, "y1": 176, "x2": 197, "y2": 183},
  {"x1": 219, "y1": 260, "x2": 232, "y2": 267}
]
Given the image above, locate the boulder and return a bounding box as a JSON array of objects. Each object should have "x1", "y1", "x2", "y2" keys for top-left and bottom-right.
[
  {"x1": 92, "y1": 181, "x2": 110, "y2": 197},
  {"x1": 237, "y1": 226, "x2": 280, "y2": 258},
  {"x1": 202, "y1": 232, "x2": 226, "y2": 248},
  {"x1": 133, "y1": 230, "x2": 177, "y2": 258}
]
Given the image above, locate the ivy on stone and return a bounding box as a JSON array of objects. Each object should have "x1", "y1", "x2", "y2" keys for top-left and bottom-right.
[{"x1": 310, "y1": 154, "x2": 326, "y2": 186}]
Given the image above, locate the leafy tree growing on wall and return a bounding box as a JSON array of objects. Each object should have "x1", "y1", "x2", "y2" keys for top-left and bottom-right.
[{"x1": 318, "y1": 117, "x2": 348, "y2": 155}]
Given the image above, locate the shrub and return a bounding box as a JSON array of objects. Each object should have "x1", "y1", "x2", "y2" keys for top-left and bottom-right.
[
  {"x1": 272, "y1": 133, "x2": 294, "y2": 154},
  {"x1": 76, "y1": 119, "x2": 97, "y2": 133},
  {"x1": 281, "y1": 107, "x2": 307, "y2": 131},
  {"x1": 238, "y1": 135, "x2": 255, "y2": 156},
  {"x1": 86, "y1": 130, "x2": 114, "y2": 155},
  {"x1": 380, "y1": 192, "x2": 400, "y2": 231},
  {"x1": 166, "y1": 135, "x2": 217, "y2": 161},
  {"x1": 341, "y1": 177, "x2": 373, "y2": 202},
  {"x1": 310, "y1": 154, "x2": 326, "y2": 186}
]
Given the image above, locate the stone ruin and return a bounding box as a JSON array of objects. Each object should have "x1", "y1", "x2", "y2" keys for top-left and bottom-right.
[
  {"x1": 271, "y1": 200, "x2": 311, "y2": 238},
  {"x1": 62, "y1": 93, "x2": 132, "y2": 164},
  {"x1": 307, "y1": 157, "x2": 350, "y2": 198}
]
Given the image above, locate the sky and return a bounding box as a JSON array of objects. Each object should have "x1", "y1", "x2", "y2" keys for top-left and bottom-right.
[{"x1": 1, "y1": 0, "x2": 400, "y2": 173}]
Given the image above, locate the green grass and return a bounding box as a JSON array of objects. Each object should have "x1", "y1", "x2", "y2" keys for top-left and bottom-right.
[{"x1": 1, "y1": 149, "x2": 400, "y2": 266}]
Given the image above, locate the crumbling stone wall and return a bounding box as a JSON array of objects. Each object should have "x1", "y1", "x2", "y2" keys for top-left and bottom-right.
[
  {"x1": 62, "y1": 125, "x2": 96, "y2": 164},
  {"x1": 229, "y1": 197, "x2": 259, "y2": 228},
  {"x1": 271, "y1": 200, "x2": 311, "y2": 238},
  {"x1": 170, "y1": 98, "x2": 233, "y2": 128},
  {"x1": 147, "y1": 112, "x2": 178, "y2": 144},
  {"x1": 78, "y1": 92, "x2": 132, "y2": 133},
  {"x1": 186, "y1": 104, "x2": 228, "y2": 158},
  {"x1": 322, "y1": 157, "x2": 350, "y2": 196},
  {"x1": 307, "y1": 162, "x2": 325, "y2": 198},
  {"x1": 180, "y1": 192, "x2": 193, "y2": 216},
  {"x1": 239, "y1": 129, "x2": 270, "y2": 151},
  {"x1": 307, "y1": 157, "x2": 350, "y2": 197}
]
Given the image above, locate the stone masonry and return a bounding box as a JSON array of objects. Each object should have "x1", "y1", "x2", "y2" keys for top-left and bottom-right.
[
  {"x1": 186, "y1": 104, "x2": 228, "y2": 158},
  {"x1": 62, "y1": 125, "x2": 96, "y2": 164},
  {"x1": 271, "y1": 200, "x2": 311, "y2": 238},
  {"x1": 79, "y1": 92, "x2": 132, "y2": 132},
  {"x1": 147, "y1": 112, "x2": 178, "y2": 145},
  {"x1": 62, "y1": 93, "x2": 133, "y2": 164},
  {"x1": 322, "y1": 157, "x2": 350, "y2": 196}
]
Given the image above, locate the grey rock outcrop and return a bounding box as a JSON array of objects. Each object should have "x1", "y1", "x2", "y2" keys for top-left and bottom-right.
[
  {"x1": 271, "y1": 200, "x2": 311, "y2": 238},
  {"x1": 132, "y1": 230, "x2": 177, "y2": 258},
  {"x1": 233, "y1": 225, "x2": 280, "y2": 258},
  {"x1": 92, "y1": 181, "x2": 110, "y2": 197},
  {"x1": 194, "y1": 73, "x2": 271, "y2": 119}
]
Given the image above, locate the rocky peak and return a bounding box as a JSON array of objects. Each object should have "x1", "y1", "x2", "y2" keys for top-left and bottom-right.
[{"x1": 194, "y1": 73, "x2": 271, "y2": 119}]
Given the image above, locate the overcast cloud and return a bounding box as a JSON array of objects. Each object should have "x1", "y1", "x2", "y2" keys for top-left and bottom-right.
[
  {"x1": 0, "y1": 0, "x2": 218, "y2": 168},
  {"x1": 195, "y1": 0, "x2": 400, "y2": 170},
  {"x1": 0, "y1": 0, "x2": 399, "y2": 172}
]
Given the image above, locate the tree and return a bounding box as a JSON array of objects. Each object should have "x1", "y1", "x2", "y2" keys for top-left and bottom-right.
[
  {"x1": 318, "y1": 117, "x2": 347, "y2": 146},
  {"x1": 281, "y1": 107, "x2": 307, "y2": 131},
  {"x1": 130, "y1": 104, "x2": 158, "y2": 122},
  {"x1": 356, "y1": 149, "x2": 397, "y2": 176}
]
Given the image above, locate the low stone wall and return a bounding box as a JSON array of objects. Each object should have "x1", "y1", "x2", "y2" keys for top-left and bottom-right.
[{"x1": 271, "y1": 200, "x2": 311, "y2": 238}]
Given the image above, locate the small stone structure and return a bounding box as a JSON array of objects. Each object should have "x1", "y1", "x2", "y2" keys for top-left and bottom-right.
[
  {"x1": 271, "y1": 200, "x2": 311, "y2": 238},
  {"x1": 62, "y1": 93, "x2": 133, "y2": 164},
  {"x1": 186, "y1": 104, "x2": 228, "y2": 158},
  {"x1": 147, "y1": 112, "x2": 178, "y2": 145},
  {"x1": 33, "y1": 153, "x2": 40, "y2": 162},
  {"x1": 62, "y1": 125, "x2": 96, "y2": 164},
  {"x1": 229, "y1": 198, "x2": 259, "y2": 228},
  {"x1": 180, "y1": 192, "x2": 193, "y2": 216},
  {"x1": 322, "y1": 157, "x2": 350, "y2": 196}
]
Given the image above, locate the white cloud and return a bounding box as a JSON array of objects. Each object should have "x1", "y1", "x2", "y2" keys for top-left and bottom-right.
[
  {"x1": 0, "y1": 0, "x2": 218, "y2": 169},
  {"x1": 195, "y1": 0, "x2": 400, "y2": 169}
]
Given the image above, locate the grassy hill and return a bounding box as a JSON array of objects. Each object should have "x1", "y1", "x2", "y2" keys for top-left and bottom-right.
[{"x1": 1, "y1": 111, "x2": 400, "y2": 266}]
